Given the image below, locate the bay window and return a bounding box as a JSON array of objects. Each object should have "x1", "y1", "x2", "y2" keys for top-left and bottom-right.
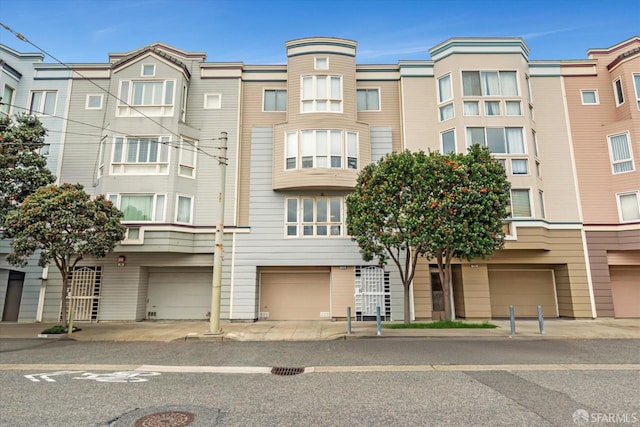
[
  {"x1": 466, "y1": 127, "x2": 525, "y2": 154},
  {"x1": 462, "y1": 71, "x2": 518, "y2": 97},
  {"x1": 179, "y1": 139, "x2": 197, "y2": 177},
  {"x1": 118, "y1": 79, "x2": 175, "y2": 116},
  {"x1": 510, "y1": 189, "x2": 532, "y2": 218},
  {"x1": 176, "y1": 195, "x2": 193, "y2": 224},
  {"x1": 608, "y1": 132, "x2": 634, "y2": 173},
  {"x1": 108, "y1": 194, "x2": 166, "y2": 222},
  {"x1": 285, "y1": 197, "x2": 344, "y2": 237},
  {"x1": 285, "y1": 129, "x2": 358, "y2": 170},
  {"x1": 618, "y1": 192, "x2": 640, "y2": 222},
  {"x1": 111, "y1": 136, "x2": 170, "y2": 174}
]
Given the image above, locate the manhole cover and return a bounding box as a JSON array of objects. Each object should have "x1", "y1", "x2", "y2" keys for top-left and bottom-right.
[
  {"x1": 271, "y1": 366, "x2": 305, "y2": 376},
  {"x1": 134, "y1": 411, "x2": 195, "y2": 427}
]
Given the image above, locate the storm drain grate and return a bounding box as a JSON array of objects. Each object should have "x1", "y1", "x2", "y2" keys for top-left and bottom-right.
[
  {"x1": 134, "y1": 411, "x2": 195, "y2": 427},
  {"x1": 271, "y1": 366, "x2": 305, "y2": 376}
]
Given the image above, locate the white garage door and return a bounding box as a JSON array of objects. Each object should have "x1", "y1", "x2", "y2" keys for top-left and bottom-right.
[
  {"x1": 610, "y1": 267, "x2": 640, "y2": 318},
  {"x1": 147, "y1": 267, "x2": 212, "y2": 319},
  {"x1": 489, "y1": 270, "x2": 557, "y2": 317},
  {"x1": 260, "y1": 271, "x2": 330, "y2": 320}
]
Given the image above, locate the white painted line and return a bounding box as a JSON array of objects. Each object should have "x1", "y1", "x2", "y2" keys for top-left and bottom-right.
[
  {"x1": 0, "y1": 364, "x2": 140, "y2": 371},
  {"x1": 138, "y1": 365, "x2": 273, "y2": 374}
]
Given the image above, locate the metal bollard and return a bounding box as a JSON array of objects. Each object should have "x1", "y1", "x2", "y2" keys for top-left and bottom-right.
[
  {"x1": 347, "y1": 306, "x2": 352, "y2": 335},
  {"x1": 376, "y1": 306, "x2": 382, "y2": 336},
  {"x1": 537, "y1": 305, "x2": 545, "y2": 334},
  {"x1": 509, "y1": 305, "x2": 516, "y2": 335}
]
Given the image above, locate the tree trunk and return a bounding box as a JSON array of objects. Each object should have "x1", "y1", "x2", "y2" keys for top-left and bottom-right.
[
  {"x1": 403, "y1": 282, "x2": 411, "y2": 324},
  {"x1": 60, "y1": 271, "x2": 69, "y2": 328}
]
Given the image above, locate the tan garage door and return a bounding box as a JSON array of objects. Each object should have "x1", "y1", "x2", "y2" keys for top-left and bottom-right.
[
  {"x1": 489, "y1": 270, "x2": 557, "y2": 317},
  {"x1": 610, "y1": 267, "x2": 640, "y2": 318},
  {"x1": 260, "y1": 272, "x2": 330, "y2": 320}
]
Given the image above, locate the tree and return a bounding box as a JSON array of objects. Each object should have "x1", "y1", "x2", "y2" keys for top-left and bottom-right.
[
  {"x1": 5, "y1": 183, "x2": 126, "y2": 327},
  {"x1": 424, "y1": 145, "x2": 511, "y2": 321},
  {"x1": 0, "y1": 113, "x2": 56, "y2": 226},
  {"x1": 346, "y1": 145, "x2": 510, "y2": 323}
]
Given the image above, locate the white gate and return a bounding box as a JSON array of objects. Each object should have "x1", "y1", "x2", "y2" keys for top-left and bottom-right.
[
  {"x1": 355, "y1": 266, "x2": 390, "y2": 320},
  {"x1": 66, "y1": 266, "x2": 102, "y2": 321}
]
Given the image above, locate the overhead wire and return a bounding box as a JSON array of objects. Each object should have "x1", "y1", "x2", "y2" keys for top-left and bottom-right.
[
  {"x1": 0, "y1": 102, "x2": 205, "y2": 155},
  {"x1": 0, "y1": 22, "x2": 227, "y2": 160}
]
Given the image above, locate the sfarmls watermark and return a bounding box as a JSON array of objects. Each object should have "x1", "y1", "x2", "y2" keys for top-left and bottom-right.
[{"x1": 573, "y1": 409, "x2": 639, "y2": 425}]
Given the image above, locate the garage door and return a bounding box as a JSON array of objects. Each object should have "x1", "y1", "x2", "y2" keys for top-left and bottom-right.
[
  {"x1": 610, "y1": 267, "x2": 640, "y2": 318},
  {"x1": 260, "y1": 272, "x2": 330, "y2": 320},
  {"x1": 489, "y1": 270, "x2": 557, "y2": 317},
  {"x1": 147, "y1": 267, "x2": 212, "y2": 319}
]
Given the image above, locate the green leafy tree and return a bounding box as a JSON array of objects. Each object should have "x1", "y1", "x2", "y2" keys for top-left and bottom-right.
[
  {"x1": 424, "y1": 145, "x2": 511, "y2": 321},
  {"x1": 0, "y1": 113, "x2": 56, "y2": 226},
  {"x1": 347, "y1": 146, "x2": 510, "y2": 323},
  {"x1": 5, "y1": 183, "x2": 126, "y2": 327}
]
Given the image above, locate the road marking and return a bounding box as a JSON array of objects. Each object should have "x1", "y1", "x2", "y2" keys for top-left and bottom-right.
[{"x1": 3, "y1": 363, "x2": 639, "y2": 377}]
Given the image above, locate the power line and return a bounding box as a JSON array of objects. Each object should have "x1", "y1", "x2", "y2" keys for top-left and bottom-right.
[
  {"x1": 0, "y1": 22, "x2": 223, "y2": 159},
  {"x1": 1, "y1": 102, "x2": 213, "y2": 155}
]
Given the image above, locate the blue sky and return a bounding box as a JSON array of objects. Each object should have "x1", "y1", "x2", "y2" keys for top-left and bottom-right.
[{"x1": 1, "y1": 0, "x2": 638, "y2": 64}]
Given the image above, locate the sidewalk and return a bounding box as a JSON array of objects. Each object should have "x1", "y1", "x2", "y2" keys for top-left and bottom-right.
[{"x1": 1, "y1": 318, "x2": 639, "y2": 342}]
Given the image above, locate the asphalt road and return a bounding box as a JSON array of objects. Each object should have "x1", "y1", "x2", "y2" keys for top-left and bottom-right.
[{"x1": 1, "y1": 338, "x2": 639, "y2": 427}]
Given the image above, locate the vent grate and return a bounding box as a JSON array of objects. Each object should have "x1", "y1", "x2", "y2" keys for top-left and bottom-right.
[{"x1": 271, "y1": 367, "x2": 305, "y2": 376}]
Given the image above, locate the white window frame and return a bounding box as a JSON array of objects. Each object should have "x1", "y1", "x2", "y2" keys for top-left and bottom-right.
[
  {"x1": 180, "y1": 84, "x2": 188, "y2": 122},
  {"x1": 633, "y1": 74, "x2": 640, "y2": 110},
  {"x1": 284, "y1": 196, "x2": 344, "y2": 238},
  {"x1": 463, "y1": 101, "x2": 480, "y2": 116},
  {"x1": 111, "y1": 135, "x2": 171, "y2": 175},
  {"x1": 85, "y1": 94, "x2": 104, "y2": 110},
  {"x1": 461, "y1": 70, "x2": 519, "y2": 97},
  {"x1": 439, "y1": 103, "x2": 454, "y2": 121},
  {"x1": 29, "y1": 90, "x2": 57, "y2": 116},
  {"x1": 175, "y1": 194, "x2": 194, "y2": 224},
  {"x1": 285, "y1": 129, "x2": 358, "y2": 170},
  {"x1": 466, "y1": 127, "x2": 526, "y2": 155},
  {"x1": 315, "y1": 57, "x2": 329, "y2": 70},
  {"x1": 437, "y1": 73, "x2": 453, "y2": 103},
  {"x1": 617, "y1": 191, "x2": 640, "y2": 222},
  {"x1": 1, "y1": 84, "x2": 15, "y2": 117},
  {"x1": 441, "y1": 129, "x2": 456, "y2": 154},
  {"x1": 203, "y1": 93, "x2": 221, "y2": 109},
  {"x1": 357, "y1": 88, "x2": 380, "y2": 111},
  {"x1": 613, "y1": 77, "x2": 624, "y2": 107},
  {"x1": 580, "y1": 90, "x2": 599, "y2": 105},
  {"x1": 538, "y1": 190, "x2": 546, "y2": 219},
  {"x1": 141, "y1": 63, "x2": 156, "y2": 77},
  {"x1": 511, "y1": 158, "x2": 529, "y2": 175},
  {"x1": 607, "y1": 132, "x2": 635, "y2": 174},
  {"x1": 117, "y1": 79, "x2": 175, "y2": 117},
  {"x1": 505, "y1": 100, "x2": 522, "y2": 116},
  {"x1": 510, "y1": 188, "x2": 533, "y2": 218},
  {"x1": 300, "y1": 75, "x2": 343, "y2": 113},
  {"x1": 178, "y1": 138, "x2": 197, "y2": 178},
  {"x1": 108, "y1": 193, "x2": 166, "y2": 223},
  {"x1": 263, "y1": 89, "x2": 287, "y2": 112}
]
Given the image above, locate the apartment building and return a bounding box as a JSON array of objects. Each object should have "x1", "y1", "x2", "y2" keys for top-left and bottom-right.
[
  {"x1": 562, "y1": 37, "x2": 640, "y2": 319},
  {"x1": 2, "y1": 36, "x2": 636, "y2": 323},
  {"x1": 0, "y1": 45, "x2": 71, "y2": 322},
  {"x1": 34, "y1": 43, "x2": 242, "y2": 322}
]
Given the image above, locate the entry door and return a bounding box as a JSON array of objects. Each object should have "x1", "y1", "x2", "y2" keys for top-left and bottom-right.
[
  {"x1": 355, "y1": 266, "x2": 390, "y2": 320},
  {"x1": 431, "y1": 273, "x2": 445, "y2": 320},
  {"x1": 2, "y1": 271, "x2": 25, "y2": 321},
  {"x1": 67, "y1": 267, "x2": 102, "y2": 321}
]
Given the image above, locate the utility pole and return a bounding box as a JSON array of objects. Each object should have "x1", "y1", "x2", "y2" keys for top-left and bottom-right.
[{"x1": 209, "y1": 131, "x2": 228, "y2": 334}]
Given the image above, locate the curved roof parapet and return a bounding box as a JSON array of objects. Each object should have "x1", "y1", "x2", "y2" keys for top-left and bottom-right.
[
  {"x1": 428, "y1": 37, "x2": 529, "y2": 61},
  {"x1": 286, "y1": 37, "x2": 357, "y2": 58}
]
